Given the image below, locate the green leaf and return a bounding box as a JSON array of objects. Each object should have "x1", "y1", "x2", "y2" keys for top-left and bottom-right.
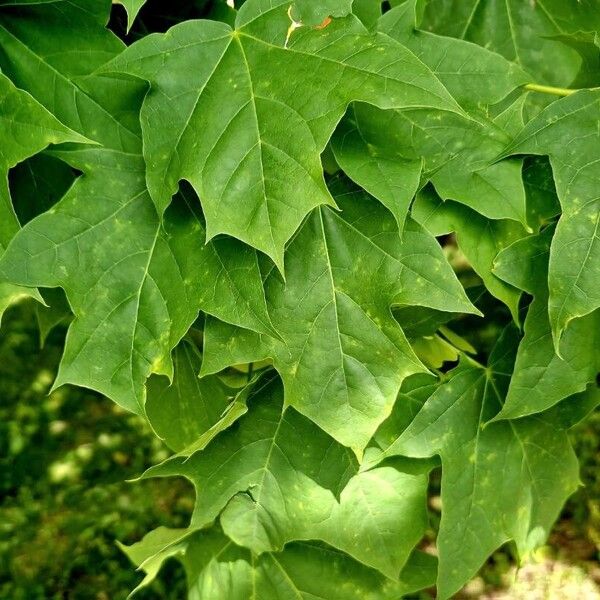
[
  {"x1": 410, "y1": 333, "x2": 460, "y2": 370},
  {"x1": 369, "y1": 373, "x2": 439, "y2": 453},
  {"x1": 145, "y1": 340, "x2": 235, "y2": 451},
  {"x1": 0, "y1": 0, "x2": 112, "y2": 24},
  {"x1": 10, "y1": 153, "x2": 76, "y2": 228},
  {"x1": 0, "y1": 0, "x2": 141, "y2": 151},
  {"x1": 7, "y1": 153, "x2": 77, "y2": 337},
  {"x1": 185, "y1": 538, "x2": 436, "y2": 600},
  {"x1": 221, "y1": 462, "x2": 428, "y2": 579},
  {"x1": 0, "y1": 148, "x2": 276, "y2": 414},
  {"x1": 333, "y1": 100, "x2": 528, "y2": 228},
  {"x1": 123, "y1": 526, "x2": 438, "y2": 599},
  {"x1": 522, "y1": 156, "x2": 561, "y2": 231},
  {"x1": 0, "y1": 282, "x2": 39, "y2": 326},
  {"x1": 291, "y1": 0, "x2": 353, "y2": 26},
  {"x1": 552, "y1": 30, "x2": 600, "y2": 88},
  {"x1": 393, "y1": 305, "x2": 454, "y2": 339},
  {"x1": 138, "y1": 378, "x2": 429, "y2": 578},
  {"x1": 2, "y1": 3, "x2": 599, "y2": 596},
  {"x1": 102, "y1": 0, "x2": 460, "y2": 267},
  {"x1": 118, "y1": 526, "x2": 191, "y2": 595},
  {"x1": 333, "y1": 0, "x2": 526, "y2": 228},
  {"x1": 201, "y1": 184, "x2": 477, "y2": 451},
  {"x1": 0, "y1": 72, "x2": 85, "y2": 247},
  {"x1": 35, "y1": 288, "x2": 72, "y2": 344},
  {"x1": 412, "y1": 186, "x2": 525, "y2": 321},
  {"x1": 491, "y1": 227, "x2": 600, "y2": 420},
  {"x1": 0, "y1": 71, "x2": 84, "y2": 322},
  {"x1": 379, "y1": 1, "x2": 529, "y2": 107},
  {"x1": 378, "y1": 326, "x2": 586, "y2": 599},
  {"x1": 332, "y1": 111, "x2": 422, "y2": 232},
  {"x1": 502, "y1": 89, "x2": 600, "y2": 346},
  {"x1": 421, "y1": 0, "x2": 600, "y2": 88},
  {"x1": 113, "y1": 0, "x2": 146, "y2": 31},
  {"x1": 331, "y1": 5, "x2": 528, "y2": 230},
  {"x1": 352, "y1": 0, "x2": 383, "y2": 28}
]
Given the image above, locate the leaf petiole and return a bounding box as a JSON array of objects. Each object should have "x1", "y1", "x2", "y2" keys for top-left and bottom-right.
[{"x1": 524, "y1": 83, "x2": 577, "y2": 97}]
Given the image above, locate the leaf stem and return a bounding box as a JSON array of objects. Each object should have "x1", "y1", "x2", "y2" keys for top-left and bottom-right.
[{"x1": 524, "y1": 83, "x2": 577, "y2": 97}]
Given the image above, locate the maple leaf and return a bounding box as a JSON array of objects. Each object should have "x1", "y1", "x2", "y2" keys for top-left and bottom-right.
[
  {"x1": 121, "y1": 525, "x2": 438, "y2": 600},
  {"x1": 374, "y1": 326, "x2": 599, "y2": 599},
  {"x1": 0, "y1": 0, "x2": 283, "y2": 414},
  {"x1": 0, "y1": 0, "x2": 140, "y2": 152},
  {"x1": 422, "y1": 0, "x2": 600, "y2": 89},
  {"x1": 502, "y1": 89, "x2": 600, "y2": 346},
  {"x1": 411, "y1": 186, "x2": 526, "y2": 321},
  {"x1": 201, "y1": 183, "x2": 478, "y2": 450},
  {"x1": 133, "y1": 377, "x2": 431, "y2": 581},
  {"x1": 101, "y1": 0, "x2": 460, "y2": 267},
  {"x1": 0, "y1": 147, "x2": 277, "y2": 413},
  {"x1": 145, "y1": 340, "x2": 238, "y2": 451},
  {"x1": 0, "y1": 72, "x2": 85, "y2": 322},
  {"x1": 492, "y1": 227, "x2": 600, "y2": 420},
  {"x1": 0, "y1": 2, "x2": 599, "y2": 597},
  {"x1": 331, "y1": 3, "x2": 530, "y2": 232}
]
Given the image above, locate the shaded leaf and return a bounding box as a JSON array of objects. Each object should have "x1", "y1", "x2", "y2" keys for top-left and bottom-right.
[
  {"x1": 201, "y1": 185, "x2": 477, "y2": 451},
  {"x1": 422, "y1": 0, "x2": 600, "y2": 88},
  {"x1": 138, "y1": 379, "x2": 429, "y2": 578},
  {"x1": 0, "y1": 71, "x2": 84, "y2": 322},
  {"x1": 492, "y1": 227, "x2": 600, "y2": 420},
  {"x1": 377, "y1": 326, "x2": 588, "y2": 599},
  {"x1": 336, "y1": 100, "x2": 529, "y2": 226},
  {"x1": 412, "y1": 185, "x2": 525, "y2": 321},
  {"x1": 0, "y1": 0, "x2": 141, "y2": 151},
  {"x1": 502, "y1": 89, "x2": 600, "y2": 346},
  {"x1": 379, "y1": 1, "x2": 528, "y2": 107},
  {"x1": 122, "y1": 526, "x2": 438, "y2": 599},
  {"x1": 145, "y1": 340, "x2": 235, "y2": 451},
  {"x1": 0, "y1": 148, "x2": 276, "y2": 414}
]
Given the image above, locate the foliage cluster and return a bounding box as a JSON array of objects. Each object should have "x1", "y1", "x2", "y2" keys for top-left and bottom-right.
[
  {"x1": 1, "y1": 0, "x2": 599, "y2": 598},
  {"x1": 2, "y1": 305, "x2": 599, "y2": 599}
]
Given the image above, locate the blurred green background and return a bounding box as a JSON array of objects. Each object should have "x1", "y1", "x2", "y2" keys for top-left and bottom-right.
[
  {"x1": 1, "y1": 301, "x2": 599, "y2": 599},
  {"x1": 0, "y1": 303, "x2": 190, "y2": 600}
]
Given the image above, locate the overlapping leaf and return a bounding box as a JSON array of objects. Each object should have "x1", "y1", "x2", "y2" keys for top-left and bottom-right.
[
  {"x1": 0, "y1": 0, "x2": 140, "y2": 151},
  {"x1": 492, "y1": 227, "x2": 600, "y2": 420},
  {"x1": 0, "y1": 2, "x2": 599, "y2": 598},
  {"x1": 502, "y1": 90, "x2": 600, "y2": 346},
  {"x1": 332, "y1": 4, "x2": 529, "y2": 231},
  {"x1": 411, "y1": 186, "x2": 525, "y2": 320},
  {"x1": 422, "y1": 0, "x2": 600, "y2": 88},
  {"x1": 122, "y1": 526, "x2": 438, "y2": 600},
  {"x1": 201, "y1": 184, "x2": 477, "y2": 450},
  {"x1": 380, "y1": 1, "x2": 528, "y2": 107},
  {"x1": 101, "y1": 0, "x2": 460, "y2": 267},
  {"x1": 8, "y1": 155, "x2": 76, "y2": 338},
  {"x1": 136, "y1": 378, "x2": 429, "y2": 580},
  {"x1": 0, "y1": 148, "x2": 276, "y2": 413},
  {"x1": 145, "y1": 340, "x2": 236, "y2": 451},
  {"x1": 0, "y1": 0, "x2": 111, "y2": 23},
  {"x1": 374, "y1": 326, "x2": 598, "y2": 599},
  {"x1": 0, "y1": 72, "x2": 84, "y2": 322}
]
